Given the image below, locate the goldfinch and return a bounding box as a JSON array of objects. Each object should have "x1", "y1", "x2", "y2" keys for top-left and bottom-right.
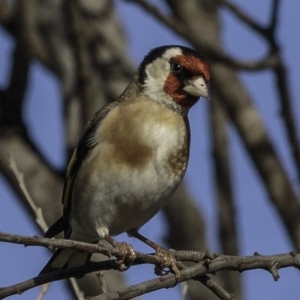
[{"x1": 40, "y1": 45, "x2": 210, "y2": 274}]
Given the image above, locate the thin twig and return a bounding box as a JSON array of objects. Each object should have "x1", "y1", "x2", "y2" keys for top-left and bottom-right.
[
  {"x1": 69, "y1": 278, "x2": 85, "y2": 300},
  {"x1": 8, "y1": 154, "x2": 48, "y2": 233},
  {"x1": 213, "y1": 52, "x2": 279, "y2": 70},
  {"x1": 125, "y1": 0, "x2": 185, "y2": 37},
  {"x1": 181, "y1": 282, "x2": 188, "y2": 300},
  {"x1": 197, "y1": 275, "x2": 234, "y2": 300},
  {"x1": 268, "y1": 0, "x2": 280, "y2": 35},
  {"x1": 176, "y1": 261, "x2": 233, "y2": 300},
  {"x1": 267, "y1": 0, "x2": 300, "y2": 181},
  {"x1": 216, "y1": 0, "x2": 267, "y2": 37},
  {"x1": 209, "y1": 90, "x2": 240, "y2": 298},
  {"x1": 0, "y1": 232, "x2": 119, "y2": 257},
  {"x1": 36, "y1": 283, "x2": 50, "y2": 300},
  {"x1": 8, "y1": 155, "x2": 54, "y2": 299},
  {"x1": 274, "y1": 60, "x2": 300, "y2": 182},
  {"x1": 96, "y1": 272, "x2": 107, "y2": 295}
]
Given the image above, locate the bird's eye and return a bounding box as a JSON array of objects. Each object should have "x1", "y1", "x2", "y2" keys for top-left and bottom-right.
[{"x1": 171, "y1": 62, "x2": 182, "y2": 73}]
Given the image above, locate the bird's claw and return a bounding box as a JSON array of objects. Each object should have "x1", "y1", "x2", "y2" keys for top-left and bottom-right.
[
  {"x1": 155, "y1": 246, "x2": 180, "y2": 279},
  {"x1": 115, "y1": 241, "x2": 136, "y2": 270},
  {"x1": 104, "y1": 236, "x2": 136, "y2": 270}
]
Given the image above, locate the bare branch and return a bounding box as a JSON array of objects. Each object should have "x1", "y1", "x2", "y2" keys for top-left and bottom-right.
[
  {"x1": 268, "y1": 0, "x2": 300, "y2": 183},
  {"x1": 36, "y1": 284, "x2": 50, "y2": 300},
  {"x1": 274, "y1": 60, "x2": 300, "y2": 181},
  {"x1": 125, "y1": 0, "x2": 185, "y2": 37},
  {"x1": 216, "y1": 0, "x2": 267, "y2": 37},
  {"x1": 181, "y1": 281, "x2": 189, "y2": 300},
  {"x1": 69, "y1": 278, "x2": 85, "y2": 300},
  {"x1": 0, "y1": 0, "x2": 14, "y2": 29},
  {"x1": 213, "y1": 52, "x2": 279, "y2": 70},
  {"x1": 209, "y1": 91, "x2": 241, "y2": 298},
  {"x1": 212, "y1": 64, "x2": 300, "y2": 250},
  {"x1": 0, "y1": 232, "x2": 119, "y2": 257},
  {"x1": 0, "y1": 44, "x2": 28, "y2": 128},
  {"x1": 175, "y1": 261, "x2": 233, "y2": 300},
  {"x1": 66, "y1": 0, "x2": 99, "y2": 124},
  {"x1": 91, "y1": 262, "x2": 212, "y2": 300},
  {"x1": 196, "y1": 275, "x2": 234, "y2": 300},
  {"x1": 8, "y1": 154, "x2": 49, "y2": 232},
  {"x1": 96, "y1": 272, "x2": 107, "y2": 295},
  {"x1": 269, "y1": 0, "x2": 280, "y2": 34},
  {"x1": 0, "y1": 232, "x2": 299, "y2": 299}
]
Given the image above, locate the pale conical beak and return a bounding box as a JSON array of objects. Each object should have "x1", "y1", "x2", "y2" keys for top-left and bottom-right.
[{"x1": 183, "y1": 76, "x2": 210, "y2": 99}]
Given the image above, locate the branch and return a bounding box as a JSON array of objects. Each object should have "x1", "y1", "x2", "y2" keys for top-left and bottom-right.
[
  {"x1": 124, "y1": 0, "x2": 186, "y2": 37},
  {"x1": 0, "y1": 232, "x2": 120, "y2": 257},
  {"x1": 274, "y1": 60, "x2": 300, "y2": 182},
  {"x1": 8, "y1": 154, "x2": 49, "y2": 232},
  {"x1": 216, "y1": 0, "x2": 268, "y2": 38},
  {"x1": 91, "y1": 262, "x2": 215, "y2": 300},
  {"x1": 164, "y1": 186, "x2": 218, "y2": 300},
  {"x1": 36, "y1": 283, "x2": 50, "y2": 300},
  {"x1": 268, "y1": 0, "x2": 300, "y2": 182},
  {"x1": 0, "y1": 0, "x2": 15, "y2": 28},
  {"x1": 209, "y1": 91, "x2": 241, "y2": 298},
  {"x1": 268, "y1": 0, "x2": 300, "y2": 183},
  {"x1": 0, "y1": 232, "x2": 299, "y2": 299},
  {"x1": 211, "y1": 64, "x2": 300, "y2": 250},
  {"x1": 126, "y1": 0, "x2": 278, "y2": 73},
  {"x1": 269, "y1": 0, "x2": 280, "y2": 34},
  {"x1": 217, "y1": 0, "x2": 280, "y2": 50},
  {"x1": 0, "y1": 231, "x2": 231, "y2": 299},
  {"x1": 212, "y1": 51, "x2": 279, "y2": 70},
  {"x1": 0, "y1": 43, "x2": 29, "y2": 128},
  {"x1": 66, "y1": 0, "x2": 98, "y2": 124}
]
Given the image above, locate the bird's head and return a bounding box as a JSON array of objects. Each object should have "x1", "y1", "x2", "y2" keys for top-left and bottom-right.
[{"x1": 138, "y1": 45, "x2": 210, "y2": 114}]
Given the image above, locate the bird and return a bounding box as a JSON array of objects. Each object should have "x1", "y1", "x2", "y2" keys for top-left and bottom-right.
[{"x1": 40, "y1": 45, "x2": 210, "y2": 277}]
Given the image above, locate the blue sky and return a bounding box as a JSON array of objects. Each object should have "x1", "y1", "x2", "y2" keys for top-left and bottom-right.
[{"x1": 0, "y1": 1, "x2": 300, "y2": 299}]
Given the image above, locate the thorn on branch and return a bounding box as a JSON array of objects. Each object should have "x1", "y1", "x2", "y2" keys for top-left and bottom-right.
[{"x1": 269, "y1": 261, "x2": 280, "y2": 281}]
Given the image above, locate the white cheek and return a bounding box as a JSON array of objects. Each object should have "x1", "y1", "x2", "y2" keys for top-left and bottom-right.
[
  {"x1": 143, "y1": 47, "x2": 183, "y2": 101},
  {"x1": 145, "y1": 58, "x2": 169, "y2": 95}
]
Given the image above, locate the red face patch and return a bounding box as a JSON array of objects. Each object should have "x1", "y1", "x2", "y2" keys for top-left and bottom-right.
[
  {"x1": 171, "y1": 54, "x2": 210, "y2": 82},
  {"x1": 163, "y1": 54, "x2": 210, "y2": 108},
  {"x1": 164, "y1": 73, "x2": 199, "y2": 107}
]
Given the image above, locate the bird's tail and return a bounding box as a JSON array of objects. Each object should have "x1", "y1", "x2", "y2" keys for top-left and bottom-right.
[{"x1": 39, "y1": 248, "x2": 91, "y2": 275}]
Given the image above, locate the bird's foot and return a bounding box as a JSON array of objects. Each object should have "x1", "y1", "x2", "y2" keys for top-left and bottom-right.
[
  {"x1": 104, "y1": 236, "x2": 135, "y2": 270},
  {"x1": 155, "y1": 246, "x2": 180, "y2": 279},
  {"x1": 130, "y1": 231, "x2": 180, "y2": 278},
  {"x1": 116, "y1": 241, "x2": 136, "y2": 263}
]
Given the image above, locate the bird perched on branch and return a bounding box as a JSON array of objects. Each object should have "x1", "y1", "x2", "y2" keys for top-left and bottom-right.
[{"x1": 40, "y1": 45, "x2": 210, "y2": 277}]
